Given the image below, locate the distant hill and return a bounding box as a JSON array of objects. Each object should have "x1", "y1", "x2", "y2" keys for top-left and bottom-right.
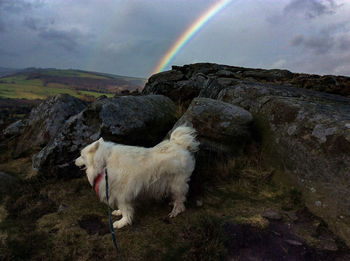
[
  {"x1": 0, "y1": 68, "x2": 146, "y2": 100},
  {"x1": 0, "y1": 67, "x2": 23, "y2": 77}
]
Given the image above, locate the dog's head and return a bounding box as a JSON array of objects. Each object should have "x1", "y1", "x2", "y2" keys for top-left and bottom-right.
[{"x1": 75, "y1": 137, "x2": 104, "y2": 186}]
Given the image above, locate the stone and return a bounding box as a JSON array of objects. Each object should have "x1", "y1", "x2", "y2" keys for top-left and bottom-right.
[
  {"x1": 170, "y1": 97, "x2": 253, "y2": 154},
  {"x1": 58, "y1": 204, "x2": 68, "y2": 213},
  {"x1": 11, "y1": 94, "x2": 87, "y2": 157},
  {"x1": 143, "y1": 71, "x2": 200, "y2": 104},
  {"x1": 262, "y1": 210, "x2": 283, "y2": 220},
  {"x1": 32, "y1": 95, "x2": 177, "y2": 178},
  {"x1": 145, "y1": 63, "x2": 350, "y2": 246},
  {"x1": 217, "y1": 82, "x2": 350, "y2": 247},
  {"x1": 3, "y1": 120, "x2": 26, "y2": 137}
]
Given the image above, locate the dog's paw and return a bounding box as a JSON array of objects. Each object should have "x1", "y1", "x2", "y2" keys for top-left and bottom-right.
[
  {"x1": 112, "y1": 210, "x2": 122, "y2": 216},
  {"x1": 113, "y1": 218, "x2": 130, "y2": 229},
  {"x1": 169, "y1": 204, "x2": 185, "y2": 218}
]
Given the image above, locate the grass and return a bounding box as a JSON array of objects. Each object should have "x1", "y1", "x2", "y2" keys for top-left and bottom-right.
[
  {"x1": 0, "y1": 74, "x2": 114, "y2": 100},
  {"x1": 0, "y1": 150, "x2": 307, "y2": 261},
  {"x1": 0, "y1": 139, "x2": 347, "y2": 260}
]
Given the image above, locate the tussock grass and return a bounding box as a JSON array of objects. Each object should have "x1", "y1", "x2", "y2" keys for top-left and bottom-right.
[{"x1": 0, "y1": 145, "x2": 337, "y2": 260}]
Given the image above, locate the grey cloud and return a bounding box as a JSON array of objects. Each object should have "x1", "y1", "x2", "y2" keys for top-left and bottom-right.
[
  {"x1": 0, "y1": 48, "x2": 18, "y2": 57},
  {"x1": 289, "y1": 50, "x2": 350, "y2": 76},
  {"x1": 23, "y1": 17, "x2": 39, "y2": 30},
  {"x1": 1, "y1": 0, "x2": 350, "y2": 77},
  {"x1": 22, "y1": 16, "x2": 55, "y2": 31},
  {"x1": 0, "y1": 18, "x2": 5, "y2": 32},
  {"x1": 38, "y1": 29, "x2": 81, "y2": 52},
  {"x1": 0, "y1": 0, "x2": 43, "y2": 12},
  {"x1": 284, "y1": 0, "x2": 339, "y2": 19},
  {"x1": 0, "y1": 0, "x2": 32, "y2": 12},
  {"x1": 0, "y1": 0, "x2": 42, "y2": 32},
  {"x1": 291, "y1": 34, "x2": 334, "y2": 54},
  {"x1": 337, "y1": 35, "x2": 350, "y2": 51},
  {"x1": 291, "y1": 35, "x2": 304, "y2": 46},
  {"x1": 290, "y1": 22, "x2": 350, "y2": 55}
]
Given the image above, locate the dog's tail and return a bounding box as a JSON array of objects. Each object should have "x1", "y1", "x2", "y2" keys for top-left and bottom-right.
[{"x1": 170, "y1": 125, "x2": 200, "y2": 152}]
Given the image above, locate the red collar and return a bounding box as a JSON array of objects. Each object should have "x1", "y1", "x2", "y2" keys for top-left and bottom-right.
[{"x1": 93, "y1": 171, "x2": 104, "y2": 198}]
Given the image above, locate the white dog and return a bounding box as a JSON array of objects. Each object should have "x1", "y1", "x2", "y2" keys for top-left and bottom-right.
[{"x1": 75, "y1": 126, "x2": 199, "y2": 229}]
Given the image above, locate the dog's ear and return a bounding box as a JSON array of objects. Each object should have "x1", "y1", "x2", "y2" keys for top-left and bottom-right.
[
  {"x1": 99, "y1": 137, "x2": 104, "y2": 142},
  {"x1": 89, "y1": 141, "x2": 99, "y2": 153}
]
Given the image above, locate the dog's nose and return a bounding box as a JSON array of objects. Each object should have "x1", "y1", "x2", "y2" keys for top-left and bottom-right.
[{"x1": 75, "y1": 157, "x2": 83, "y2": 167}]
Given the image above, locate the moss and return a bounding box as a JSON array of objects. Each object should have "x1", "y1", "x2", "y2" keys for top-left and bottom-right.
[{"x1": 0, "y1": 156, "x2": 37, "y2": 179}]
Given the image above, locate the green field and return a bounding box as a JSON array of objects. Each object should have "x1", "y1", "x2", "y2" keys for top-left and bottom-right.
[
  {"x1": 0, "y1": 69, "x2": 129, "y2": 100},
  {"x1": 0, "y1": 75, "x2": 113, "y2": 99}
]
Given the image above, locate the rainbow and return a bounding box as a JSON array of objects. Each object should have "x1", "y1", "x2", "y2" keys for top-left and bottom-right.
[{"x1": 151, "y1": 0, "x2": 233, "y2": 76}]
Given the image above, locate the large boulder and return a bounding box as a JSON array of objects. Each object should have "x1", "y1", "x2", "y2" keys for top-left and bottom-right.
[
  {"x1": 10, "y1": 94, "x2": 87, "y2": 157},
  {"x1": 3, "y1": 120, "x2": 27, "y2": 138},
  {"x1": 32, "y1": 95, "x2": 177, "y2": 178},
  {"x1": 143, "y1": 70, "x2": 201, "y2": 105},
  {"x1": 170, "y1": 97, "x2": 253, "y2": 154},
  {"x1": 217, "y1": 82, "x2": 350, "y2": 246}
]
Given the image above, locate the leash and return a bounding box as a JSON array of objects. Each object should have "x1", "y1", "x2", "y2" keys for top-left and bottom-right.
[{"x1": 104, "y1": 168, "x2": 123, "y2": 260}]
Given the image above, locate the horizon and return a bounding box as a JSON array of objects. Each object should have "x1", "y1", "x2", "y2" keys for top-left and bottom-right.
[{"x1": 1, "y1": 0, "x2": 350, "y2": 78}]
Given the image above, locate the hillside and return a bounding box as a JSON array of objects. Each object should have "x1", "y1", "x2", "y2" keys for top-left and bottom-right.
[
  {"x1": 0, "y1": 68, "x2": 146, "y2": 126},
  {"x1": 0, "y1": 67, "x2": 23, "y2": 77},
  {"x1": 1, "y1": 63, "x2": 350, "y2": 260},
  {"x1": 0, "y1": 68, "x2": 146, "y2": 100}
]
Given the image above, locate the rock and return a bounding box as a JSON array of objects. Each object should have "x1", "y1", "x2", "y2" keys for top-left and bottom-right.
[
  {"x1": 198, "y1": 78, "x2": 232, "y2": 99},
  {"x1": 285, "y1": 211, "x2": 298, "y2": 222},
  {"x1": 58, "y1": 204, "x2": 68, "y2": 213},
  {"x1": 11, "y1": 94, "x2": 87, "y2": 157},
  {"x1": 196, "y1": 200, "x2": 203, "y2": 207},
  {"x1": 3, "y1": 120, "x2": 26, "y2": 137},
  {"x1": 148, "y1": 70, "x2": 184, "y2": 84},
  {"x1": 146, "y1": 63, "x2": 350, "y2": 246},
  {"x1": 143, "y1": 72, "x2": 200, "y2": 104},
  {"x1": 290, "y1": 74, "x2": 350, "y2": 97},
  {"x1": 170, "y1": 97, "x2": 253, "y2": 154},
  {"x1": 262, "y1": 210, "x2": 283, "y2": 220},
  {"x1": 242, "y1": 69, "x2": 294, "y2": 82},
  {"x1": 147, "y1": 63, "x2": 350, "y2": 98},
  {"x1": 32, "y1": 95, "x2": 176, "y2": 178},
  {"x1": 217, "y1": 82, "x2": 350, "y2": 247}
]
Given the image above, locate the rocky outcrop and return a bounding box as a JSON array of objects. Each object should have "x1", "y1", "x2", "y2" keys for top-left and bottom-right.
[
  {"x1": 32, "y1": 95, "x2": 176, "y2": 178},
  {"x1": 143, "y1": 63, "x2": 350, "y2": 105},
  {"x1": 170, "y1": 97, "x2": 253, "y2": 154},
  {"x1": 10, "y1": 94, "x2": 87, "y2": 157},
  {"x1": 146, "y1": 63, "x2": 350, "y2": 247},
  {"x1": 217, "y1": 82, "x2": 350, "y2": 246}
]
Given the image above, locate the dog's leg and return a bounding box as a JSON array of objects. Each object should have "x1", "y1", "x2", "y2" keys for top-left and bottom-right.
[
  {"x1": 169, "y1": 179, "x2": 188, "y2": 218},
  {"x1": 113, "y1": 203, "x2": 134, "y2": 229},
  {"x1": 112, "y1": 210, "x2": 122, "y2": 216}
]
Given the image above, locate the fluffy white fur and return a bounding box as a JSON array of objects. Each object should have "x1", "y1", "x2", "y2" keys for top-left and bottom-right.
[{"x1": 75, "y1": 126, "x2": 199, "y2": 229}]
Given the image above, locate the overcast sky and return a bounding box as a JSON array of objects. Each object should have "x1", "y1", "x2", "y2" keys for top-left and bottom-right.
[{"x1": 1, "y1": 0, "x2": 349, "y2": 78}]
